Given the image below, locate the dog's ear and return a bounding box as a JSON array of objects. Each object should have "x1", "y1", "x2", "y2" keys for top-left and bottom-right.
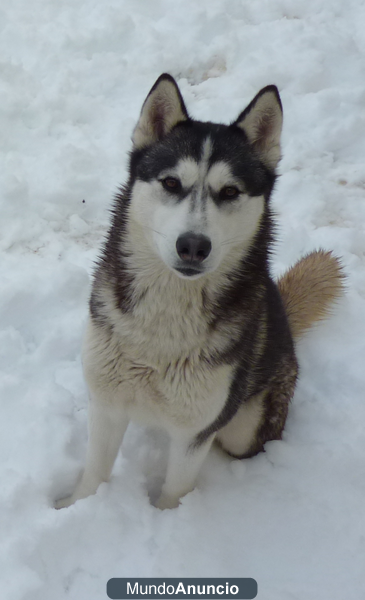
[
  {"x1": 234, "y1": 86, "x2": 283, "y2": 170},
  {"x1": 132, "y1": 74, "x2": 189, "y2": 149}
]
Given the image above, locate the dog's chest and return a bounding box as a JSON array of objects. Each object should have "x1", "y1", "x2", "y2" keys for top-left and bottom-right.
[
  {"x1": 86, "y1": 281, "x2": 234, "y2": 431},
  {"x1": 124, "y1": 350, "x2": 232, "y2": 431},
  {"x1": 122, "y1": 284, "x2": 209, "y2": 363}
]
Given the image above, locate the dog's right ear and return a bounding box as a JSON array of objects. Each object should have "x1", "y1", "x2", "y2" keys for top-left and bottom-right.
[
  {"x1": 132, "y1": 74, "x2": 189, "y2": 149},
  {"x1": 234, "y1": 85, "x2": 283, "y2": 170}
]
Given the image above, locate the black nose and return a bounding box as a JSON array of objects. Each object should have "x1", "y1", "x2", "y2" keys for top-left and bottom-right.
[{"x1": 176, "y1": 233, "x2": 212, "y2": 264}]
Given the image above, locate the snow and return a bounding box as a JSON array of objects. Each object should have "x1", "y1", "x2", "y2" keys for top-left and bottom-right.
[{"x1": 1, "y1": 0, "x2": 365, "y2": 598}]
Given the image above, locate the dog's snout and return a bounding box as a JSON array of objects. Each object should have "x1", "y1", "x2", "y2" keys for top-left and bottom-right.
[{"x1": 176, "y1": 233, "x2": 212, "y2": 264}]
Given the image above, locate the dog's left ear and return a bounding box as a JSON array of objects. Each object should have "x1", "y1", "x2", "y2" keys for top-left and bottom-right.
[
  {"x1": 234, "y1": 86, "x2": 283, "y2": 170},
  {"x1": 132, "y1": 74, "x2": 189, "y2": 149}
]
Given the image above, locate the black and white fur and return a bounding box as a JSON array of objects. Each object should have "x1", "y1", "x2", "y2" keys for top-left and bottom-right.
[{"x1": 55, "y1": 74, "x2": 315, "y2": 510}]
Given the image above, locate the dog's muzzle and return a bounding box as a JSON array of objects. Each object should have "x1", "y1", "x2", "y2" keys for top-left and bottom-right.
[{"x1": 175, "y1": 233, "x2": 212, "y2": 277}]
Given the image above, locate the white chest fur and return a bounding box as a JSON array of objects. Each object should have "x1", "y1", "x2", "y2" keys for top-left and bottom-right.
[{"x1": 83, "y1": 274, "x2": 234, "y2": 434}]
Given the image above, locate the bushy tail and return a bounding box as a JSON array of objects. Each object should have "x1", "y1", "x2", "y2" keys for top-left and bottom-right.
[{"x1": 277, "y1": 250, "x2": 345, "y2": 341}]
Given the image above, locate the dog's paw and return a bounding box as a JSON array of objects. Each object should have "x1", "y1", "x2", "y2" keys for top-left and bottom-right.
[
  {"x1": 155, "y1": 493, "x2": 180, "y2": 510},
  {"x1": 54, "y1": 495, "x2": 76, "y2": 510}
]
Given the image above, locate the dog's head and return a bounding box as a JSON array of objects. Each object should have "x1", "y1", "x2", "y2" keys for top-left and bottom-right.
[{"x1": 128, "y1": 74, "x2": 282, "y2": 279}]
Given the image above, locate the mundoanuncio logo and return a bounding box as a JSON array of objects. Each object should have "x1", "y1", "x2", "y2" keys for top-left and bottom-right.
[
  {"x1": 107, "y1": 578, "x2": 258, "y2": 599},
  {"x1": 127, "y1": 581, "x2": 239, "y2": 595}
]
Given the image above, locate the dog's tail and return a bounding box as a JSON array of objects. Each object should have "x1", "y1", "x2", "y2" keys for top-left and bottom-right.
[{"x1": 277, "y1": 250, "x2": 344, "y2": 341}]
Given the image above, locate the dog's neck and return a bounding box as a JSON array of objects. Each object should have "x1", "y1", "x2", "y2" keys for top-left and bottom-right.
[{"x1": 98, "y1": 216, "x2": 247, "y2": 364}]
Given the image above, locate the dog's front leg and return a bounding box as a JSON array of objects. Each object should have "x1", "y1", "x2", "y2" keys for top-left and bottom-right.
[
  {"x1": 55, "y1": 395, "x2": 129, "y2": 509},
  {"x1": 155, "y1": 433, "x2": 215, "y2": 510}
]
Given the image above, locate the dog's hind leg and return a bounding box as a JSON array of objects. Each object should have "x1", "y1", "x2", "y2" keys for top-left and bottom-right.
[
  {"x1": 216, "y1": 391, "x2": 266, "y2": 458},
  {"x1": 155, "y1": 433, "x2": 215, "y2": 510},
  {"x1": 55, "y1": 394, "x2": 129, "y2": 508}
]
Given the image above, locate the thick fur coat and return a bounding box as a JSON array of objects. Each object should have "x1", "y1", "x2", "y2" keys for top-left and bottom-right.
[{"x1": 56, "y1": 74, "x2": 343, "y2": 510}]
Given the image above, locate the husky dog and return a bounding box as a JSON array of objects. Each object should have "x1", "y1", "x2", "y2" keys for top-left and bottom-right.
[{"x1": 56, "y1": 74, "x2": 343, "y2": 510}]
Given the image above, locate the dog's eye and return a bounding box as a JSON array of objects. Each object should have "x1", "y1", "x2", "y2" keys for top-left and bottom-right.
[
  {"x1": 161, "y1": 177, "x2": 181, "y2": 193},
  {"x1": 220, "y1": 186, "x2": 240, "y2": 201}
]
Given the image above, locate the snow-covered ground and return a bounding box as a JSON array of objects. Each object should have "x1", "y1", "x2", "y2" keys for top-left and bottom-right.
[{"x1": 1, "y1": 1, "x2": 365, "y2": 598}]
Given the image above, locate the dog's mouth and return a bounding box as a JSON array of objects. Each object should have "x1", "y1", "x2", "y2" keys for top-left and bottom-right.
[{"x1": 174, "y1": 266, "x2": 206, "y2": 279}]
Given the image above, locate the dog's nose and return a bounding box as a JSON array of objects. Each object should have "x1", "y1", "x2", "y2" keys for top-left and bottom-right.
[{"x1": 176, "y1": 233, "x2": 212, "y2": 263}]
